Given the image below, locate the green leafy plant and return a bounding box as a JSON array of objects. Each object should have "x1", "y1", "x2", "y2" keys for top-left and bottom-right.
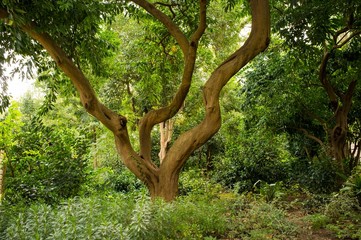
[
  {"x1": 321, "y1": 192, "x2": 361, "y2": 239},
  {"x1": 125, "y1": 194, "x2": 152, "y2": 239},
  {"x1": 235, "y1": 200, "x2": 298, "y2": 240},
  {"x1": 304, "y1": 213, "x2": 330, "y2": 230},
  {"x1": 341, "y1": 167, "x2": 361, "y2": 205},
  {"x1": 0, "y1": 193, "x2": 232, "y2": 240},
  {"x1": 254, "y1": 180, "x2": 283, "y2": 202}
]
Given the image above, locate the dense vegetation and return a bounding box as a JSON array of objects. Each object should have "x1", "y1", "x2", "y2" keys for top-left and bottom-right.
[{"x1": 1, "y1": 0, "x2": 361, "y2": 239}]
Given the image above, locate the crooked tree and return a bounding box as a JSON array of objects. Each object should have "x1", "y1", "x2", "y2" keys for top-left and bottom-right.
[
  {"x1": 0, "y1": 0, "x2": 270, "y2": 201},
  {"x1": 240, "y1": 0, "x2": 361, "y2": 180},
  {"x1": 272, "y1": 0, "x2": 361, "y2": 175}
]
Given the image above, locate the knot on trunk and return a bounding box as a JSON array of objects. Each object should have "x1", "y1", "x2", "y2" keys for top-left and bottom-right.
[
  {"x1": 117, "y1": 116, "x2": 127, "y2": 132},
  {"x1": 82, "y1": 95, "x2": 96, "y2": 111},
  {"x1": 333, "y1": 126, "x2": 346, "y2": 143}
]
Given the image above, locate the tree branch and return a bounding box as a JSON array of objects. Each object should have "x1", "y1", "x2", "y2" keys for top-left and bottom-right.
[
  {"x1": 0, "y1": 8, "x2": 9, "y2": 19},
  {"x1": 298, "y1": 128, "x2": 326, "y2": 148},
  {"x1": 138, "y1": 0, "x2": 207, "y2": 161},
  {"x1": 319, "y1": 51, "x2": 338, "y2": 110},
  {"x1": 334, "y1": 30, "x2": 361, "y2": 49},
  {"x1": 190, "y1": 0, "x2": 207, "y2": 44},
  {"x1": 131, "y1": 0, "x2": 189, "y2": 56},
  {"x1": 21, "y1": 24, "x2": 124, "y2": 132},
  {"x1": 18, "y1": 22, "x2": 159, "y2": 179},
  {"x1": 333, "y1": 26, "x2": 349, "y2": 45},
  {"x1": 154, "y1": 2, "x2": 177, "y2": 18},
  {"x1": 343, "y1": 80, "x2": 357, "y2": 114},
  {"x1": 162, "y1": 0, "x2": 270, "y2": 173}
]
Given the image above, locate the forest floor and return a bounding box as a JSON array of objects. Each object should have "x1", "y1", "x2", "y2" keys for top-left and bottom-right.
[{"x1": 286, "y1": 209, "x2": 337, "y2": 240}]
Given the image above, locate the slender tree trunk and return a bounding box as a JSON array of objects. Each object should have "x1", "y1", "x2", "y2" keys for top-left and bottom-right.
[
  {"x1": 350, "y1": 141, "x2": 361, "y2": 169},
  {"x1": 0, "y1": 151, "x2": 5, "y2": 201},
  {"x1": 158, "y1": 119, "x2": 174, "y2": 164}
]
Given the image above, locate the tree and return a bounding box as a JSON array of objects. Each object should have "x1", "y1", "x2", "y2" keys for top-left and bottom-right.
[
  {"x1": 271, "y1": 0, "x2": 361, "y2": 176},
  {"x1": 239, "y1": 0, "x2": 361, "y2": 183},
  {"x1": 0, "y1": 102, "x2": 23, "y2": 201},
  {"x1": 0, "y1": 0, "x2": 270, "y2": 201}
]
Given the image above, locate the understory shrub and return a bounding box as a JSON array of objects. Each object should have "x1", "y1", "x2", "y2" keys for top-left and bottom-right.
[
  {"x1": 306, "y1": 190, "x2": 361, "y2": 239},
  {"x1": 0, "y1": 193, "x2": 229, "y2": 240},
  {"x1": 3, "y1": 125, "x2": 91, "y2": 205},
  {"x1": 178, "y1": 169, "x2": 222, "y2": 197},
  {"x1": 0, "y1": 192, "x2": 300, "y2": 240},
  {"x1": 290, "y1": 155, "x2": 339, "y2": 194},
  {"x1": 84, "y1": 167, "x2": 144, "y2": 194},
  {"x1": 230, "y1": 199, "x2": 299, "y2": 239}
]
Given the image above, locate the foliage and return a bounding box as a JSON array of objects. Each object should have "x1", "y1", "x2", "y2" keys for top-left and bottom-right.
[
  {"x1": 0, "y1": 193, "x2": 230, "y2": 240},
  {"x1": 2, "y1": 98, "x2": 92, "y2": 205},
  {"x1": 340, "y1": 166, "x2": 361, "y2": 205},
  {"x1": 307, "y1": 192, "x2": 361, "y2": 239},
  {"x1": 178, "y1": 169, "x2": 222, "y2": 198},
  {"x1": 290, "y1": 155, "x2": 340, "y2": 194},
  {"x1": 0, "y1": 101, "x2": 23, "y2": 150},
  {"x1": 212, "y1": 111, "x2": 292, "y2": 193},
  {"x1": 229, "y1": 198, "x2": 298, "y2": 239},
  {"x1": 0, "y1": 192, "x2": 303, "y2": 240},
  {"x1": 85, "y1": 167, "x2": 144, "y2": 195},
  {"x1": 300, "y1": 184, "x2": 361, "y2": 239},
  {"x1": 303, "y1": 213, "x2": 330, "y2": 230},
  {"x1": 254, "y1": 180, "x2": 284, "y2": 202},
  {"x1": 4, "y1": 125, "x2": 90, "y2": 205}
]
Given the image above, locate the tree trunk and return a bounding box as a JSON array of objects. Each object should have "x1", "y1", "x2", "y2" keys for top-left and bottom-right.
[
  {"x1": 319, "y1": 46, "x2": 357, "y2": 176},
  {"x1": 158, "y1": 119, "x2": 174, "y2": 164},
  {"x1": 0, "y1": 151, "x2": 5, "y2": 201},
  {"x1": 151, "y1": 172, "x2": 179, "y2": 201},
  {"x1": 330, "y1": 109, "x2": 348, "y2": 174}
]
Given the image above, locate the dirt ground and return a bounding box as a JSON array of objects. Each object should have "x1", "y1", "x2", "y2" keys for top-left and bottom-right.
[{"x1": 286, "y1": 210, "x2": 338, "y2": 240}]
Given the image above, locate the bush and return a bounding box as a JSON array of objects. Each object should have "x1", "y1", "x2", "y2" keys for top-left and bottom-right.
[
  {"x1": 84, "y1": 167, "x2": 144, "y2": 194},
  {"x1": 178, "y1": 169, "x2": 222, "y2": 197},
  {"x1": 324, "y1": 193, "x2": 360, "y2": 219},
  {"x1": 3, "y1": 125, "x2": 90, "y2": 205},
  {"x1": 304, "y1": 213, "x2": 330, "y2": 230},
  {"x1": 290, "y1": 155, "x2": 340, "y2": 194},
  {"x1": 341, "y1": 166, "x2": 361, "y2": 205},
  {"x1": 320, "y1": 192, "x2": 361, "y2": 239},
  {"x1": 212, "y1": 130, "x2": 291, "y2": 193}
]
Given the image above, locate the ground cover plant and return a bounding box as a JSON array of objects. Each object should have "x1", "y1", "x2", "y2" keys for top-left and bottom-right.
[{"x1": 0, "y1": 191, "x2": 300, "y2": 240}]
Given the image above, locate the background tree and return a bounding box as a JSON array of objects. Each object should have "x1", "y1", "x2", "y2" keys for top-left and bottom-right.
[
  {"x1": 0, "y1": 96, "x2": 92, "y2": 205},
  {"x1": 271, "y1": 0, "x2": 361, "y2": 176},
  {"x1": 236, "y1": 0, "x2": 361, "y2": 191},
  {"x1": 0, "y1": 102, "x2": 23, "y2": 201}
]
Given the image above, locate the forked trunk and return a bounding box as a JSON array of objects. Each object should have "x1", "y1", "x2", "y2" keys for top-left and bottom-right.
[{"x1": 319, "y1": 48, "x2": 357, "y2": 176}]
